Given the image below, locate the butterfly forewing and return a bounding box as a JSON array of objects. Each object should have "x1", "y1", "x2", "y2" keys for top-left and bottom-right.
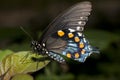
[{"x1": 40, "y1": 1, "x2": 92, "y2": 43}]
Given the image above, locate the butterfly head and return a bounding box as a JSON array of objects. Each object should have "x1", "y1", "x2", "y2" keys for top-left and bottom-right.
[{"x1": 31, "y1": 40, "x2": 42, "y2": 53}]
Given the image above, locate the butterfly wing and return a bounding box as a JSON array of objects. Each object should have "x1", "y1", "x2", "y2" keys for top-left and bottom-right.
[
  {"x1": 40, "y1": 1, "x2": 92, "y2": 43},
  {"x1": 39, "y1": 1, "x2": 97, "y2": 63}
]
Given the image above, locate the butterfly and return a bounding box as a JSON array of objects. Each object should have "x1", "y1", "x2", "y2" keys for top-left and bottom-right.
[{"x1": 31, "y1": 1, "x2": 99, "y2": 64}]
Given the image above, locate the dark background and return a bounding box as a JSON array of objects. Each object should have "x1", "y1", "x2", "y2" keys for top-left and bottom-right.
[{"x1": 0, "y1": 0, "x2": 120, "y2": 80}]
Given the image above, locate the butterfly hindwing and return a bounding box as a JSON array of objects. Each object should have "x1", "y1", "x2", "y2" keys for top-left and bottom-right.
[{"x1": 44, "y1": 29, "x2": 93, "y2": 63}]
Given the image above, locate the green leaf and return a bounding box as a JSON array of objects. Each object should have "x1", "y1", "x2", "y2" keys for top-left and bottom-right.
[
  {"x1": 11, "y1": 74, "x2": 33, "y2": 80},
  {"x1": 0, "y1": 50, "x2": 13, "y2": 61},
  {"x1": 0, "y1": 50, "x2": 50, "y2": 80}
]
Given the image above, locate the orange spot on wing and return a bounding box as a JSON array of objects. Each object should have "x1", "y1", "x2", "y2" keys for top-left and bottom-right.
[
  {"x1": 79, "y1": 42, "x2": 84, "y2": 48},
  {"x1": 75, "y1": 53, "x2": 80, "y2": 58},
  {"x1": 66, "y1": 53, "x2": 71, "y2": 58},
  {"x1": 68, "y1": 33, "x2": 74, "y2": 38},
  {"x1": 81, "y1": 49, "x2": 86, "y2": 54},
  {"x1": 74, "y1": 37, "x2": 80, "y2": 42},
  {"x1": 57, "y1": 30, "x2": 65, "y2": 37}
]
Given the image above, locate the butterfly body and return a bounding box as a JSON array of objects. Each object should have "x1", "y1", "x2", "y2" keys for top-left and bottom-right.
[{"x1": 31, "y1": 1, "x2": 99, "y2": 64}]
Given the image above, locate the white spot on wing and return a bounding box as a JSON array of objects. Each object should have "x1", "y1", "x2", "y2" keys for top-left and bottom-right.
[
  {"x1": 80, "y1": 17, "x2": 83, "y2": 19},
  {"x1": 46, "y1": 51, "x2": 48, "y2": 54},
  {"x1": 76, "y1": 26, "x2": 80, "y2": 31},
  {"x1": 68, "y1": 28, "x2": 75, "y2": 32},
  {"x1": 83, "y1": 38, "x2": 87, "y2": 43},
  {"x1": 77, "y1": 32, "x2": 82, "y2": 36},
  {"x1": 42, "y1": 43, "x2": 45, "y2": 47},
  {"x1": 76, "y1": 26, "x2": 84, "y2": 31},
  {"x1": 78, "y1": 21, "x2": 86, "y2": 26},
  {"x1": 78, "y1": 21, "x2": 82, "y2": 25}
]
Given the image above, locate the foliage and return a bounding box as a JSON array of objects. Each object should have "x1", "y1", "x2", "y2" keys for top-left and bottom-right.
[{"x1": 0, "y1": 50, "x2": 50, "y2": 80}]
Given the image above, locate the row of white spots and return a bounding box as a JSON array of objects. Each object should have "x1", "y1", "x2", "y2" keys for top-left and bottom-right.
[
  {"x1": 68, "y1": 28, "x2": 83, "y2": 39},
  {"x1": 68, "y1": 17, "x2": 85, "y2": 34},
  {"x1": 48, "y1": 52, "x2": 65, "y2": 63},
  {"x1": 68, "y1": 26, "x2": 84, "y2": 32},
  {"x1": 42, "y1": 42, "x2": 65, "y2": 63},
  {"x1": 76, "y1": 17, "x2": 85, "y2": 31}
]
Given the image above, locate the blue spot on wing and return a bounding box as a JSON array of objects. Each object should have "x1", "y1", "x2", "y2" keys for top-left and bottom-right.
[{"x1": 61, "y1": 33, "x2": 99, "y2": 62}]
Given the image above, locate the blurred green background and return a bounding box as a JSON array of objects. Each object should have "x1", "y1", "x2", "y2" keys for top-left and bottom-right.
[{"x1": 0, "y1": 0, "x2": 120, "y2": 80}]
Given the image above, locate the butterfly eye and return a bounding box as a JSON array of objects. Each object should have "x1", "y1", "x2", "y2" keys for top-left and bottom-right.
[{"x1": 31, "y1": 41, "x2": 38, "y2": 46}]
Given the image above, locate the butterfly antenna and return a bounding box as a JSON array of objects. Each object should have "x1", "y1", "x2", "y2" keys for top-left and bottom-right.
[{"x1": 20, "y1": 26, "x2": 33, "y2": 40}]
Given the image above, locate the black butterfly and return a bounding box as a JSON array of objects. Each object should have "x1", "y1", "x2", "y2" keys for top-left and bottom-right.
[{"x1": 31, "y1": 1, "x2": 99, "y2": 64}]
